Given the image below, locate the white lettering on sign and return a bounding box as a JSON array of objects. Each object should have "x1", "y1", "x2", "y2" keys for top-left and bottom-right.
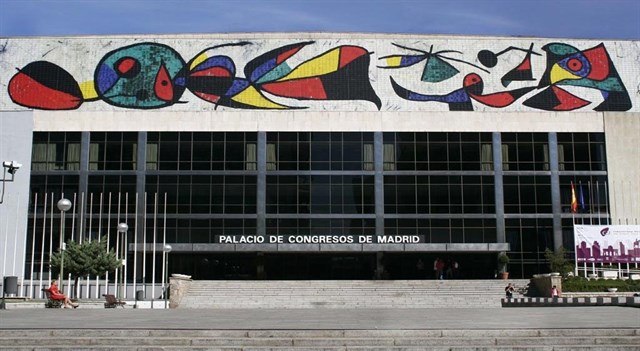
[{"x1": 376, "y1": 235, "x2": 420, "y2": 243}]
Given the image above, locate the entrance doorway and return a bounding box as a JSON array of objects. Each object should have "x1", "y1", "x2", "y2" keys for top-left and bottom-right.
[{"x1": 164, "y1": 252, "x2": 498, "y2": 280}]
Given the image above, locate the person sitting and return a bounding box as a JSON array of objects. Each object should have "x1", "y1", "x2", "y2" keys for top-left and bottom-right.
[
  {"x1": 551, "y1": 285, "x2": 561, "y2": 298},
  {"x1": 47, "y1": 279, "x2": 78, "y2": 309},
  {"x1": 504, "y1": 283, "x2": 515, "y2": 298}
]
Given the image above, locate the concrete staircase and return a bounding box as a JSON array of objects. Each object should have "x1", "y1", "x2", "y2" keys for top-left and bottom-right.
[
  {"x1": 177, "y1": 279, "x2": 531, "y2": 309},
  {"x1": 1, "y1": 328, "x2": 638, "y2": 350}
]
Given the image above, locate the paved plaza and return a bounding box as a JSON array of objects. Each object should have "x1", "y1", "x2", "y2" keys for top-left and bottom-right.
[{"x1": 1, "y1": 307, "x2": 638, "y2": 331}]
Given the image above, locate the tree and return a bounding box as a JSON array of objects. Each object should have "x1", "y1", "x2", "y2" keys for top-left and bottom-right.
[
  {"x1": 50, "y1": 237, "x2": 121, "y2": 297},
  {"x1": 544, "y1": 246, "x2": 574, "y2": 276},
  {"x1": 497, "y1": 252, "x2": 510, "y2": 273}
]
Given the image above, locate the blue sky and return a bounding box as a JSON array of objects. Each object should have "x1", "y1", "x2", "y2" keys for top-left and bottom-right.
[{"x1": 0, "y1": 0, "x2": 638, "y2": 39}]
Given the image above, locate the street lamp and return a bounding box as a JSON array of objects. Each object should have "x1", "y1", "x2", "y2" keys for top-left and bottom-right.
[
  {"x1": 117, "y1": 223, "x2": 128, "y2": 299},
  {"x1": 57, "y1": 198, "x2": 72, "y2": 292},
  {"x1": 163, "y1": 244, "x2": 172, "y2": 309}
]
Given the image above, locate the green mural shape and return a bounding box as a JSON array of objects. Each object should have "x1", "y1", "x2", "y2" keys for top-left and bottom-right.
[{"x1": 421, "y1": 55, "x2": 459, "y2": 83}]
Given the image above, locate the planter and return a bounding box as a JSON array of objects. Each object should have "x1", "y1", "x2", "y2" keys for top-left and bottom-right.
[
  {"x1": 499, "y1": 272, "x2": 509, "y2": 280},
  {"x1": 600, "y1": 271, "x2": 618, "y2": 279}
]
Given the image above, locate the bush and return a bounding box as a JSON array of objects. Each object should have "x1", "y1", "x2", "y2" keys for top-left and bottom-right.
[
  {"x1": 544, "y1": 247, "x2": 573, "y2": 276},
  {"x1": 562, "y1": 276, "x2": 640, "y2": 292},
  {"x1": 497, "y1": 253, "x2": 509, "y2": 273}
]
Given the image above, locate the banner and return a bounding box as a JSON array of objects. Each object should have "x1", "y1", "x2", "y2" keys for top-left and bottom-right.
[{"x1": 574, "y1": 225, "x2": 640, "y2": 263}]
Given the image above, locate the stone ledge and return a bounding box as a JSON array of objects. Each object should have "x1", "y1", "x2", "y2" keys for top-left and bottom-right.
[{"x1": 502, "y1": 296, "x2": 640, "y2": 308}]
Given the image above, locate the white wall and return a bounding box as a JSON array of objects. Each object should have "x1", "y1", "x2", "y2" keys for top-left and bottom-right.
[
  {"x1": 604, "y1": 112, "x2": 640, "y2": 224},
  {"x1": 0, "y1": 111, "x2": 33, "y2": 281}
]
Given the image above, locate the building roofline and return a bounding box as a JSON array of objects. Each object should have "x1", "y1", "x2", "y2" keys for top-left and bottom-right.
[{"x1": 0, "y1": 32, "x2": 636, "y2": 42}]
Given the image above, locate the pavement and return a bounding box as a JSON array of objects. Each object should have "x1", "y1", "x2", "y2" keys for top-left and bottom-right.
[{"x1": 1, "y1": 307, "x2": 639, "y2": 330}]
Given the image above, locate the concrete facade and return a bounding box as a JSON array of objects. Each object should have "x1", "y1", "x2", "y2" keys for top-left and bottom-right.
[{"x1": 0, "y1": 33, "x2": 639, "y2": 282}]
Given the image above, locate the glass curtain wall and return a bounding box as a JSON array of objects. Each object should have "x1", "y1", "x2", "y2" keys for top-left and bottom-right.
[{"x1": 26, "y1": 131, "x2": 609, "y2": 280}]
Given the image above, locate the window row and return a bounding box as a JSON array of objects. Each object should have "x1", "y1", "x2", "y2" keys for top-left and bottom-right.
[
  {"x1": 266, "y1": 218, "x2": 376, "y2": 236},
  {"x1": 159, "y1": 218, "x2": 257, "y2": 243},
  {"x1": 28, "y1": 173, "x2": 609, "y2": 217},
  {"x1": 32, "y1": 132, "x2": 607, "y2": 172},
  {"x1": 146, "y1": 175, "x2": 257, "y2": 214},
  {"x1": 384, "y1": 218, "x2": 497, "y2": 243},
  {"x1": 146, "y1": 132, "x2": 257, "y2": 171},
  {"x1": 266, "y1": 175, "x2": 375, "y2": 214},
  {"x1": 384, "y1": 175, "x2": 495, "y2": 214},
  {"x1": 382, "y1": 132, "x2": 494, "y2": 171}
]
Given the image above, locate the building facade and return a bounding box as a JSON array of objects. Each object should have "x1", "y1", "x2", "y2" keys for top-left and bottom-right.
[{"x1": 1, "y1": 34, "x2": 639, "y2": 287}]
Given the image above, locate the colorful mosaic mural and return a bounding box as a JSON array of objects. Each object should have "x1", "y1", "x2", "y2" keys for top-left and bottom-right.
[{"x1": 2, "y1": 38, "x2": 635, "y2": 112}]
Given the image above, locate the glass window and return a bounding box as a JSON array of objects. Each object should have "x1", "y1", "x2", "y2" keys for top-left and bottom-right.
[
  {"x1": 147, "y1": 132, "x2": 257, "y2": 171},
  {"x1": 501, "y1": 133, "x2": 549, "y2": 171},
  {"x1": 146, "y1": 175, "x2": 256, "y2": 214},
  {"x1": 89, "y1": 132, "x2": 137, "y2": 171},
  {"x1": 557, "y1": 133, "x2": 606, "y2": 171},
  {"x1": 503, "y1": 175, "x2": 552, "y2": 213},
  {"x1": 31, "y1": 132, "x2": 81, "y2": 171}
]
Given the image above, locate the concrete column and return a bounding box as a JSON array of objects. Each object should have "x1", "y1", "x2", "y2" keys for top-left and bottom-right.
[
  {"x1": 76, "y1": 132, "x2": 90, "y2": 239},
  {"x1": 256, "y1": 132, "x2": 266, "y2": 237},
  {"x1": 548, "y1": 133, "x2": 563, "y2": 250},
  {"x1": 492, "y1": 132, "x2": 505, "y2": 243},
  {"x1": 374, "y1": 132, "x2": 384, "y2": 236}
]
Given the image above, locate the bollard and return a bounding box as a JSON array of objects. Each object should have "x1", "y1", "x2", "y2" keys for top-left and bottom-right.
[
  {"x1": 1, "y1": 276, "x2": 19, "y2": 309},
  {"x1": 135, "y1": 290, "x2": 144, "y2": 309},
  {"x1": 3, "y1": 276, "x2": 18, "y2": 296}
]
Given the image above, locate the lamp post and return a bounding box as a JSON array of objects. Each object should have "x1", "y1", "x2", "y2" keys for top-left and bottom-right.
[
  {"x1": 56, "y1": 198, "x2": 72, "y2": 292},
  {"x1": 163, "y1": 244, "x2": 172, "y2": 309},
  {"x1": 117, "y1": 223, "x2": 128, "y2": 299}
]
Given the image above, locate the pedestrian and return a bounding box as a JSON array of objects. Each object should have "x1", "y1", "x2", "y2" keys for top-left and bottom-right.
[
  {"x1": 505, "y1": 283, "x2": 515, "y2": 298},
  {"x1": 551, "y1": 285, "x2": 561, "y2": 298},
  {"x1": 415, "y1": 258, "x2": 425, "y2": 279},
  {"x1": 452, "y1": 260, "x2": 460, "y2": 279},
  {"x1": 434, "y1": 258, "x2": 445, "y2": 280}
]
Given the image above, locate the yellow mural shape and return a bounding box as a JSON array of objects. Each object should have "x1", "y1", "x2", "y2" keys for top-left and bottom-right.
[
  {"x1": 190, "y1": 53, "x2": 209, "y2": 71},
  {"x1": 550, "y1": 64, "x2": 580, "y2": 84},
  {"x1": 382, "y1": 56, "x2": 403, "y2": 67},
  {"x1": 79, "y1": 80, "x2": 98, "y2": 100},
  {"x1": 231, "y1": 85, "x2": 287, "y2": 109},
  {"x1": 278, "y1": 48, "x2": 340, "y2": 81}
]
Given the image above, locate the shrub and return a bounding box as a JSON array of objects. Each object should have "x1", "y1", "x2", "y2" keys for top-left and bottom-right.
[
  {"x1": 544, "y1": 247, "x2": 574, "y2": 276},
  {"x1": 562, "y1": 276, "x2": 640, "y2": 292},
  {"x1": 497, "y1": 253, "x2": 509, "y2": 273}
]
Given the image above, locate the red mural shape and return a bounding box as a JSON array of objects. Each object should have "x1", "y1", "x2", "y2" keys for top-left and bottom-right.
[{"x1": 8, "y1": 61, "x2": 83, "y2": 110}]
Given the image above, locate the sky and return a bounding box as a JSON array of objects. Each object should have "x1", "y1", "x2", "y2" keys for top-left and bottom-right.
[{"x1": 0, "y1": 0, "x2": 638, "y2": 39}]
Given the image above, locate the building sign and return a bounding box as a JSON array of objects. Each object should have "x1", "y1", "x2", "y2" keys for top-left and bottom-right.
[
  {"x1": 218, "y1": 235, "x2": 422, "y2": 244},
  {"x1": 574, "y1": 225, "x2": 640, "y2": 263}
]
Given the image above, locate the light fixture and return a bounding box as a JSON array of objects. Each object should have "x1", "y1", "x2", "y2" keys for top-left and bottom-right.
[{"x1": 0, "y1": 161, "x2": 22, "y2": 204}]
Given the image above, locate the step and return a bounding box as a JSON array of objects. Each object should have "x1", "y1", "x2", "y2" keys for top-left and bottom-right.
[{"x1": 0, "y1": 329, "x2": 637, "y2": 349}]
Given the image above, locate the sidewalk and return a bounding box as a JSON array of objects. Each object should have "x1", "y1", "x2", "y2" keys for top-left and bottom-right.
[{"x1": 1, "y1": 307, "x2": 638, "y2": 331}]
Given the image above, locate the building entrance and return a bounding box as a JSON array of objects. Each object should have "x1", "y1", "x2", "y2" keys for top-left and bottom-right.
[{"x1": 167, "y1": 253, "x2": 499, "y2": 280}]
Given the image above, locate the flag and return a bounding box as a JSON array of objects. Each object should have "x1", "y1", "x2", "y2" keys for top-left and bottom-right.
[
  {"x1": 570, "y1": 181, "x2": 578, "y2": 214},
  {"x1": 579, "y1": 182, "x2": 586, "y2": 212}
]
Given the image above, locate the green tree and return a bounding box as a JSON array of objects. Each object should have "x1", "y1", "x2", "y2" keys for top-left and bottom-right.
[
  {"x1": 497, "y1": 253, "x2": 510, "y2": 273},
  {"x1": 544, "y1": 246, "x2": 574, "y2": 276},
  {"x1": 50, "y1": 237, "x2": 121, "y2": 297}
]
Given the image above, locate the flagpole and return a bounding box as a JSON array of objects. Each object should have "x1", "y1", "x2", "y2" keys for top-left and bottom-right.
[
  {"x1": 604, "y1": 182, "x2": 610, "y2": 225},
  {"x1": 571, "y1": 180, "x2": 578, "y2": 276},
  {"x1": 588, "y1": 180, "x2": 594, "y2": 226},
  {"x1": 596, "y1": 181, "x2": 600, "y2": 225}
]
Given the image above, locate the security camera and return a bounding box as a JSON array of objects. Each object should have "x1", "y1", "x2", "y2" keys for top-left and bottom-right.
[{"x1": 2, "y1": 161, "x2": 22, "y2": 174}]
